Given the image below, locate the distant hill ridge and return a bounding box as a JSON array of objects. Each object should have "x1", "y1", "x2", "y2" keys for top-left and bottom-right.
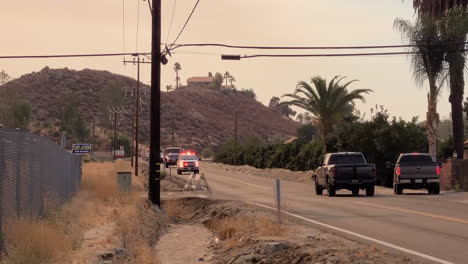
[{"x1": 0, "y1": 67, "x2": 300, "y2": 151}]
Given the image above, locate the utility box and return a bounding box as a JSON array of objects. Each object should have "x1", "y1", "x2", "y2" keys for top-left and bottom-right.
[{"x1": 117, "y1": 172, "x2": 132, "y2": 193}]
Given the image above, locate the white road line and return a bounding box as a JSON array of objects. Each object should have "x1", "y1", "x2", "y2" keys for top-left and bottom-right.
[{"x1": 247, "y1": 201, "x2": 455, "y2": 264}]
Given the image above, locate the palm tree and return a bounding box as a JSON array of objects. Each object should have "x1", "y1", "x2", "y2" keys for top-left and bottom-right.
[
  {"x1": 174, "y1": 62, "x2": 181, "y2": 89},
  {"x1": 394, "y1": 17, "x2": 447, "y2": 159},
  {"x1": 412, "y1": 1, "x2": 468, "y2": 158},
  {"x1": 412, "y1": 0, "x2": 468, "y2": 18},
  {"x1": 229, "y1": 75, "x2": 236, "y2": 88},
  {"x1": 281, "y1": 76, "x2": 372, "y2": 140},
  {"x1": 223, "y1": 71, "x2": 230, "y2": 87}
]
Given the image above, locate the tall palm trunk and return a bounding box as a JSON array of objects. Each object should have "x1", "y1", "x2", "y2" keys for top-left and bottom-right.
[
  {"x1": 426, "y1": 77, "x2": 439, "y2": 160},
  {"x1": 448, "y1": 51, "x2": 466, "y2": 159}
]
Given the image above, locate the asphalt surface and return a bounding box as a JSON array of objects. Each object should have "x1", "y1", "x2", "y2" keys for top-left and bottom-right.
[{"x1": 169, "y1": 162, "x2": 468, "y2": 264}]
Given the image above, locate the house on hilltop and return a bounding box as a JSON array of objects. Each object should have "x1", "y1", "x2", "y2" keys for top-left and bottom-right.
[{"x1": 187, "y1": 76, "x2": 213, "y2": 89}]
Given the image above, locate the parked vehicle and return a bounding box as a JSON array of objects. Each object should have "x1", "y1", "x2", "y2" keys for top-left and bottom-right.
[
  {"x1": 177, "y1": 151, "x2": 200, "y2": 174},
  {"x1": 391, "y1": 153, "x2": 440, "y2": 195},
  {"x1": 314, "y1": 152, "x2": 376, "y2": 197},
  {"x1": 163, "y1": 147, "x2": 184, "y2": 168}
]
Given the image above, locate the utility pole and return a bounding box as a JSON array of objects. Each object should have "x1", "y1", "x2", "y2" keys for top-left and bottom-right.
[
  {"x1": 123, "y1": 56, "x2": 146, "y2": 175},
  {"x1": 135, "y1": 56, "x2": 140, "y2": 176},
  {"x1": 149, "y1": 0, "x2": 161, "y2": 206},
  {"x1": 112, "y1": 112, "x2": 117, "y2": 161},
  {"x1": 234, "y1": 112, "x2": 238, "y2": 165}
]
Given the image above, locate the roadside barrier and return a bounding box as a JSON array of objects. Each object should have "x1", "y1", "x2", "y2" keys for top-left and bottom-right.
[{"x1": 0, "y1": 129, "x2": 82, "y2": 250}]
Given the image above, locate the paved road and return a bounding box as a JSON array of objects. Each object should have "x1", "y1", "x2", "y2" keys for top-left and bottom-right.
[{"x1": 172, "y1": 162, "x2": 468, "y2": 264}]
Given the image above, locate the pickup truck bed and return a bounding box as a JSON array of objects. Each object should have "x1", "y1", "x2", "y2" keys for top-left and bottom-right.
[
  {"x1": 315, "y1": 152, "x2": 376, "y2": 197},
  {"x1": 393, "y1": 153, "x2": 440, "y2": 195}
]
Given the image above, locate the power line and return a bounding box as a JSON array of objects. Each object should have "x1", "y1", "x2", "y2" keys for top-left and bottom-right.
[
  {"x1": 239, "y1": 48, "x2": 468, "y2": 59},
  {"x1": 169, "y1": 0, "x2": 201, "y2": 48},
  {"x1": 171, "y1": 42, "x2": 468, "y2": 51},
  {"x1": 0, "y1": 52, "x2": 150, "y2": 59},
  {"x1": 166, "y1": 0, "x2": 177, "y2": 43}
]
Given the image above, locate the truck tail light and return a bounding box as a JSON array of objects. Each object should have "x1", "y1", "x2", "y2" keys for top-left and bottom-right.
[
  {"x1": 329, "y1": 167, "x2": 336, "y2": 176},
  {"x1": 371, "y1": 167, "x2": 376, "y2": 176},
  {"x1": 396, "y1": 167, "x2": 401, "y2": 176},
  {"x1": 436, "y1": 166, "x2": 440, "y2": 175},
  {"x1": 195, "y1": 161, "x2": 199, "y2": 167},
  {"x1": 178, "y1": 161, "x2": 183, "y2": 168}
]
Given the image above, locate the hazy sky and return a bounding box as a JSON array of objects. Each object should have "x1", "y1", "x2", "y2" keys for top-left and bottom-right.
[{"x1": 1, "y1": 0, "x2": 463, "y2": 120}]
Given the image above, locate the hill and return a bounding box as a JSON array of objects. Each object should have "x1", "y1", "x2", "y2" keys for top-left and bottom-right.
[{"x1": 0, "y1": 68, "x2": 300, "y2": 151}]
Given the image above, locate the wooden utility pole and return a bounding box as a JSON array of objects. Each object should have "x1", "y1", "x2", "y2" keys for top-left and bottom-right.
[
  {"x1": 149, "y1": 0, "x2": 161, "y2": 206},
  {"x1": 135, "y1": 56, "x2": 140, "y2": 176},
  {"x1": 112, "y1": 112, "x2": 117, "y2": 161},
  {"x1": 234, "y1": 112, "x2": 238, "y2": 165}
]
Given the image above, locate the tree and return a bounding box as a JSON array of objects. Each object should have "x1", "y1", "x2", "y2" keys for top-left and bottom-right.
[
  {"x1": 281, "y1": 76, "x2": 372, "y2": 140},
  {"x1": 229, "y1": 75, "x2": 236, "y2": 88},
  {"x1": 394, "y1": 17, "x2": 447, "y2": 159},
  {"x1": 0, "y1": 70, "x2": 11, "y2": 85},
  {"x1": 223, "y1": 71, "x2": 231, "y2": 88},
  {"x1": 10, "y1": 99, "x2": 32, "y2": 129},
  {"x1": 174, "y1": 62, "x2": 181, "y2": 89},
  {"x1": 166, "y1": 85, "x2": 173, "y2": 92},
  {"x1": 210, "y1": 72, "x2": 224, "y2": 90},
  {"x1": 438, "y1": 7, "x2": 468, "y2": 159},
  {"x1": 412, "y1": 1, "x2": 468, "y2": 158},
  {"x1": 268, "y1": 96, "x2": 296, "y2": 118},
  {"x1": 99, "y1": 80, "x2": 125, "y2": 129},
  {"x1": 60, "y1": 96, "x2": 89, "y2": 142}
]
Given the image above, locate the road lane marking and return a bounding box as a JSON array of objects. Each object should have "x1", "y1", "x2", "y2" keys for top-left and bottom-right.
[
  {"x1": 229, "y1": 179, "x2": 270, "y2": 190},
  {"x1": 247, "y1": 202, "x2": 454, "y2": 264},
  {"x1": 352, "y1": 201, "x2": 468, "y2": 225}
]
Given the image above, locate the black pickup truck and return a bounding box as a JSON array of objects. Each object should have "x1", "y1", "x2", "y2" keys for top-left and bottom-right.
[
  {"x1": 392, "y1": 153, "x2": 440, "y2": 195},
  {"x1": 314, "y1": 152, "x2": 376, "y2": 197}
]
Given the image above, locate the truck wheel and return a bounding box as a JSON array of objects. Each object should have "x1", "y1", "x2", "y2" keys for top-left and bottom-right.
[
  {"x1": 315, "y1": 181, "x2": 323, "y2": 195},
  {"x1": 352, "y1": 188, "x2": 359, "y2": 196},
  {"x1": 328, "y1": 186, "x2": 336, "y2": 197},
  {"x1": 429, "y1": 184, "x2": 440, "y2": 195},
  {"x1": 366, "y1": 185, "x2": 375, "y2": 197}
]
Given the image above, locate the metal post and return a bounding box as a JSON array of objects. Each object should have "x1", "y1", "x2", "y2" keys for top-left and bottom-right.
[
  {"x1": 275, "y1": 179, "x2": 282, "y2": 224},
  {"x1": 113, "y1": 112, "x2": 117, "y2": 161},
  {"x1": 149, "y1": 0, "x2": 161, "y2": 206},
  {"x1": 135, "y1": 56, "x2": 140, "y2": 176},
  {"x1": 234, "y1": 112, "x2": 238, "y2": 165}
]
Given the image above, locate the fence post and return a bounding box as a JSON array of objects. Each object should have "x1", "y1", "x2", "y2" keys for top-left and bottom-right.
[{"x1": 275, "y1": 179, "x2": 281, "y2": 224}]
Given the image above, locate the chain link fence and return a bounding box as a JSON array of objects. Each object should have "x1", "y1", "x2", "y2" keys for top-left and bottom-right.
[{"x1": 0, "y1": 129, "x2": 81, "y2": 248}]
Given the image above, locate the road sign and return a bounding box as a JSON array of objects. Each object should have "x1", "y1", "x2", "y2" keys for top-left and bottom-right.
[{"x1": 72, "y1": 143, "x2": 92, "y2": 154}]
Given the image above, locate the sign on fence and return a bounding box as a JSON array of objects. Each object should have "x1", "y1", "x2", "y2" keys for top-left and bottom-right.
[{"x1": 72, "y1": 143, "x2": 92, "y2": 154}]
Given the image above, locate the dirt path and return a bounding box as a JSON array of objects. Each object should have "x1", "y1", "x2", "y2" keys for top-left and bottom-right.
[
  {"x1": 156, "y1": 224, "x2": 214, "y2": 264},
  {"x1": 68, "y1": 222, "x2": 119, "y2": 264}
]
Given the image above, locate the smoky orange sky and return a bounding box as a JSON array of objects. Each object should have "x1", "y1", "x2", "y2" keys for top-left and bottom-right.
[{"x1": 1, "y1": 0, "x2": 462, "y2": 121}]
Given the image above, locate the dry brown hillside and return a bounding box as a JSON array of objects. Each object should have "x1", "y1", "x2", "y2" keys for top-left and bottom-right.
[{"x1": 0, "y1": 68, "x2": 299, "y2": 151}]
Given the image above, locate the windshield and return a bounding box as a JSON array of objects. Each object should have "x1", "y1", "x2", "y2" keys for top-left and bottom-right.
[
  {"x1": 179, "y1": 155, "x2": 198, "y2": 161},
  {"x1": 165, "y1": 149, "x2": 182, "y2": 154},
  {"x1": 329, "y1": 154, "x2": 366, "y2": 165},
  {"x1": 399, "y1": 155, "x2": 434, "y2": 163}
]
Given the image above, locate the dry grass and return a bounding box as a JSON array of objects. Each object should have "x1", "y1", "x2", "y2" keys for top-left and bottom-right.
[
  {"x1": 3, "y1": 219, "x2": 72, "y2": 264},
  {"x1": 3, "y1": 160, "x2": 163, "y2": 264},
  {"x1": 256, "y1": 217, "x2": 286, "y2": 236},
  {"x1": 114, "y1": 195, "x2": 161, "y2": 264}
]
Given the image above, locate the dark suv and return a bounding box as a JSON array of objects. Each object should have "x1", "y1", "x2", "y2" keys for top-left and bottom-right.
[{"x1": 163, "y1": 147, "x2": 184, "y2": 168}]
